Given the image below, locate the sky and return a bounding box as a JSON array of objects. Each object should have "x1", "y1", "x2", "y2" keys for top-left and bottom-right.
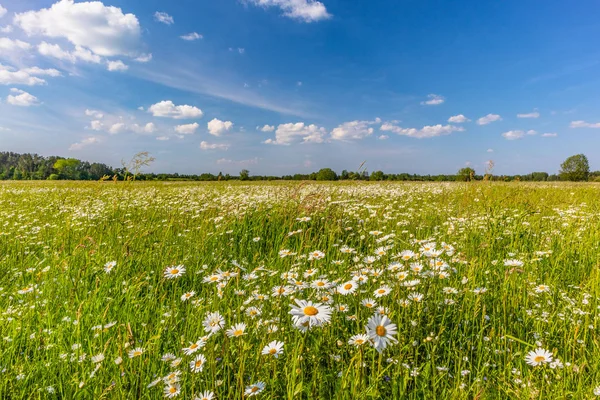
[{"x1": 1, "y1": 0, "x2": 600, "y2": 176}]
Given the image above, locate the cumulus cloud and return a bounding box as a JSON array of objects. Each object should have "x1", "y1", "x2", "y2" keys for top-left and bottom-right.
[
  {"x1": 134, "y1": 53, "x2": 152, "y2": 62},
  {"x1": 448, "y1": 114, "x2": 469, "y2": 123},
  {"x1": 259, "y1": 124, "x2": 275, "y2": 132},
  {"x1": 501, "y1": 130, "x2": 525, "y2": 140},
  {"x1": 180, "y1": 32, "x2": 202, "y2": 41},
  {"x1": 69, "y1": 136, "x2": 102, "y2": 150},
  {"x1": 264, "y1": 122, "x2": 327, "y2": 145},
  {"x1": 570, "y1": 120, "x2": 600, "y2": 128},
  {"x1": 246, "y1": 0, "x2": 331, "y2": 23},
  {"x1": 200, "y1": 141, "x2": 229, "y2": 150},
  {"x1": 107, "y1": 60, "x2": 128, "y2": 72},
  {"x1": 148, "y1": 100, "x2": 203, "y2": 119},
  {"x1": 542, "y1": 132, "x2": 557, "y2": 137},
  {"x1": 6, "y1": 88, "x2": 39, "y2": 106},
  {"x1": 0, "y1": 37, "x2": 31, "y2": 52},
  {"x1": 0, "y1": 64, "x2": 58, "y2": 85},
  {"x1": 380, "y1": 122, "x2": 463, "y2": 138},
  {"x1": 154, "y1": 11, "x2": 173, "y2": 25},
  {"x1": 207, "y1": 118, "x2": 233, "y2": 136},
  {"x1": 0, "y1": 25, "x2": 12, "y2": 33},
  {"x1": 105, "y1": 121, "x2": 155, "y2": 135},
  {"x1": 0, "y1": 5, "x2": 7, "y2": 19},
  {"x1": 476, "y1": 114, "x2": 502, "y2": 125},
  {"x1": 85, "y1": 109, "x2": 103, "y2": 119},
  {"x1": 38, "y1": 41, "x2": 102, "y2": 63},
  {"x1": 487, "y1": 148, "x2": 494, "y2": 153},
  {"x1": 378, "y1": 134, "x2": 389, "y2": 140},
  {"x1": 421, "y1": 94, "x2": 445, "y2": 105},
  {"x1": 517, "y1": 111, "x2": 540, "y2": 118},
  {"x1": 330, "y1": 118, "x2": 380, "y2": 141},
  {"x1": 14, "y1": 0, "x2": 142, "y2": 57},
  {"x1": 174, "y1": 122, "x2": 199, "y2": 135}
]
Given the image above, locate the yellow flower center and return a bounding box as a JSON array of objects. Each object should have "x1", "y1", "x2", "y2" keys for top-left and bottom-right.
[
  {"x1": 534, "y1": 355, "x2": 545, "y2": 363},
  {"x1": 195, "y1": 361, "x2": 203, "y2": 367},
  {"x1": 190, "y1": 343, "x2": 198, "y2": 349},
  {"x1": 169, "y1": 387, "x2": 177, "y2": 393},
  {"x1": 233, "y1": 330, "x2": 243, "y2": 336},
  {"x1": 378, "y1": 289, "x2": 385, "y2": 294},
  {"x1": 375, "y1": 325, "x2": 387, "y2": 337},
  {"x1": 269, "y1": 348, "x2": 277, "y2": 354},
  {"x1": 317, "y1": 282, "x2": 325, "y2": 286},
  {"x1": 251, "y1": 386, "x2": 259, "y2": 392},
  {"x1": 356, "y1": 339, "x2": 365, "y2": 344},
  {"x1": 133, "y1": 351, "x2": 141, "y2": 356},
  {"x1": 344, "y1": 283, "x2": 353, "y2": 290},
  {"x1": 304, "y1": 306, "x2": 319, "y2": 316},
  {"x1": 171, "y1": 269, "x2": 179, "y2": 275}
]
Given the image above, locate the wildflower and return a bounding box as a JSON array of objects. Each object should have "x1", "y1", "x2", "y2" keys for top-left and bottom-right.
[
  {"x1": 245, "y1": 382, "x2": 266, "y2": 397},
  {"x1": 164, "y1": 384, "x2": 181, "y2": 398},
  {"x1": 289, "y1": 299, "x2": 332, "y2": 328},
  {"x1": 91, "y1": 353, "x2": 105, "y2": 364},
  {"x1": 194, "y1": 391, "x2": 216, "y2": 400},
  {"x1": 337, "y1": 281, "x2": 358, "y2": 295},
  {"x1": 534, "y1": 284, "x2": 550, "y2": 293},
  {"x1": 164, "y1": 265, "x2": 185, "y2": 279},
  {"x1": 374, "y1": 286, "x2": 391, "y2": 298},
  {"x1": 127, "y1": 347, "x2": 144, "y2": 358},
  {"x1": 181, "y1": 291, "x2": 195, "y2": 301},
  {"x1": 525, "y1": 348, "x2": 553, "y2": 366},
  {"x1": 504, "y1": 259, "x2": 524, "y2": 267},
  {"x1": 361, "y1": 298, "x2": 377, "y2": 309},
  {"x1": 104, "y1": 261, "x2": 116, "y2": 273},
  {"x1": 203, "y1": 312, "x2": 225, "y2": 334},
  {"x1": 189, "y1": 354, "x2": 206, "y2": 373},
  {"x1": 114, "y1": 356, "x2": 123, "y2": 365},
  {"x1": 183, "y1": 340, "x2": 205, "y2": 355},
  {"x1": 226, "y1": 323, "x2": 247, "y2": 338},
  {"x1": 308, "y1": 250, "x2": 325, "y2": 261},
  {"x1": 261, "y1": 340, "x2": 284, "y2": 358},
  {"x1": 366, "y1": 314, "x2": 398, "y2": 353},
  {"x1": 348, "y1": 334, "x2": 369, "y2": 347}
]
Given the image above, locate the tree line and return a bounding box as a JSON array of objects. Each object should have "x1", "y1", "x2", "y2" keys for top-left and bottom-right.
[{"x1": 0, "y1": 151, "x2": 598, "y2": 182}]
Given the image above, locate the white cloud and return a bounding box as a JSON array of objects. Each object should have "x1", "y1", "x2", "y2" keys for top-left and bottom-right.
[
  {"x1": 69, "y1": 136, "x2": 102, "y2": 150},
  {"x1": 207, "y1": 118, "x2": 233, "y2": 136},
  {"x1": 89, "y1": 120, "x2": 103, "y2": 130},
  {"x1": 156, "y1": 135, "x2": 169, "y2": 141},
  {"x1": 106, "y1": 121, "x2": 155, "y2": 135},
  {"x1": 260, "y1": 124, "x2": 275, "y2": 132},
  {"x1": 180, "y1": 32, "x2": 202, "y2": 41},
  {"x1": 0, "y1": 64, "x2": 51, "y2": 85},
  {"x1": 174, "y1": 122, "x2": 199, "y2": 135},
  {"x1": 330, "y1": 119, "x2": 379, "y2": 141},
  {"x1": 487, "y1": 148, "x2": 494, "y2": 153},
  {"x1": 421, "y1": 94, "x2": 445, "y2": 105},
  {"x1": 526, "y1": 130, "x2": 537, "y2": 135},
  {"x1": 570, "y1": 120, "x2": 600, "y2": 128},
  {"x1": 448, "y1": 114, "x2": 469, "y2": 123},
  {"x1": 246, "y1": 0, "x2": 331, "y2": 23},
  {"x1": 148, "y1": 100, "x2": 203, "y2": 119},
  {"x1": 541, "y1": 132, "x2": 558, "y2": 137},
  {"x1": 200, "y1": 141, "x2": 229, "y2": 150},
  {"x1": 14, "y1": 0, "x2": 141, "y2": 57},
  {"x1": 0, "y1": 37, "x2": 31, "y2": 52},
  {"x1": 107, "y1": 60, "x2": 128, "y2": 72},
  {"x1": 85, "y1": 109, "x2": 103, "y2": 119},
  {"x1": 380, "y1": 122, "x2": 463, "y2": 138},
  {"x1": 264, "y1": 122, "x2": 327, "y2": 145},
  {"x1": 154, "y1": 11, "x2": 173, "y2": 25},
  {"x1": 501, "y1": 130, "x2": 525, "y2": 140},
  {"x1": 23, "y1": 66, "x2": 61, "y2": 77},
  {"x1": 38, "y1": 41, "x2": 102, "y2": 63},
  {"x1": 134, "y1": 53, "x2": 152, "y2": 62},
  {"x1": 216, "y1": 157, "x2": 259, "y2": 165},
  {"x1": 6, "y1": 88, "x2": 39, "y2": 106},
  {"x1": 0, "y1": 25, "x2": 12, "y2": 33},
  {"x1": 378, "y1": 134, "x2": 389, "y2": 140},
  {"x1": 517, "y1": 111, "x2": 540, "y2": 118},
  {"x1": 0, "y1": 5, "x2": 6, "y2": 19},
  {"x1": 476, "y1": 114, "x2": 502, "y2": 125}
]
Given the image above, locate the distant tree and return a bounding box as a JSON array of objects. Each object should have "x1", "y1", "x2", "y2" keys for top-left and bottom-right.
[
  {"x1": 530, "y1": 172, "x2": 549, "y2": 181},
  {"x1": 456, "y1": 167, "x2": 475, "y2": 182},
  {"x1": 560, "y1": 154, "x2": 589, "y2": 181},
  {"x1": 316, "y1": 168, "x2": 337, "y2": 181},
  {"x1": 239, "y1": 169, "x2": 250, "y2": 181},
  {"x1": 340, "y1": 170, "x2": 349, "y2": 180},
  {"x1": 53, "y1": 158, "x2": 81, "y2": 180},
  {"x1": 370, "y1": 170, "x2": 385, "y2": 181}
]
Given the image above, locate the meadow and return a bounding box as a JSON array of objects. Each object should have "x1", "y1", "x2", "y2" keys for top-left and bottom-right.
[{"x1": 1, "y1": 181, "x2": 599, "y2": 399}]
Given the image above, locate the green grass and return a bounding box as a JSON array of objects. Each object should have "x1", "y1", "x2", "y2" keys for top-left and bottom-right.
[{"x1": 1, "y1": 181, "x2": 600, "y2": 399}]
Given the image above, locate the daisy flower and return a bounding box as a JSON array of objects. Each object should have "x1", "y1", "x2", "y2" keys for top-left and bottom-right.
[
  {"x1": 103, "y1": 261, "x2": 116, "y2": 273},
  {"x1": 366, "y1": 314, "x2": 398, "y2": 353},
  {"x1": 194, "y1": 391, "x2": 216, "y2": 400},
  {"x1": 181, "y1": 291, "x2": 195, "y2": 302},
  {"x1": 337, "y1": 281, "x2": 358, "y2": 295},
  {"x1": 225, "y1": 323, "x2": 247, "y2": 338},
  {"x1": 164, "y1": 384, "x2": 181, "y2": 398},
  {"x1": 261, "y1": 340, "x2": 284, "y2": 358},
  {"x1": 128, "y1": 347, "x2": 144, "y2": 358},
  {"x1": 189, "y1": 354, "x2": 206, "y2": 373},
  {"x1": 182, "y1": 340, "x2": 204, "y2": 355},
  {"x1": 525, "y1": 348, "x2": 553, "y2": 367},
  {"x1": 348, "y1": 334, "x2": 369, "y2": 347},
  {"x1": 373, "y1": 286, "x2": 391, "y2": 298},
  {"x1": 203, "y1": 312, "x2": 225, "y2": 333},
  {"x1": 164, "y1": 265, "x2": 185, "y2": 279},
  {"x1": 244, "y1": 382, "x2": 266, "y2": 397},
  {"x1": 361, "y1": 298, "x2": 377, "y2": 309},
  {"x1": 289, "y1": 299, "x2": 332, "y2": 328}
]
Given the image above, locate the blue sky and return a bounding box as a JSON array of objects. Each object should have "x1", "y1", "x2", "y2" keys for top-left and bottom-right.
[{"x1": 1, "y1": 0, "x2": 600, "y2": 175}]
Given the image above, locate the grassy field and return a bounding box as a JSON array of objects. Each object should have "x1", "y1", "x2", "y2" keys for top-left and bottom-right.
[{"x1": 1, "y1": 181, "x2": 600, "y2": 399}]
